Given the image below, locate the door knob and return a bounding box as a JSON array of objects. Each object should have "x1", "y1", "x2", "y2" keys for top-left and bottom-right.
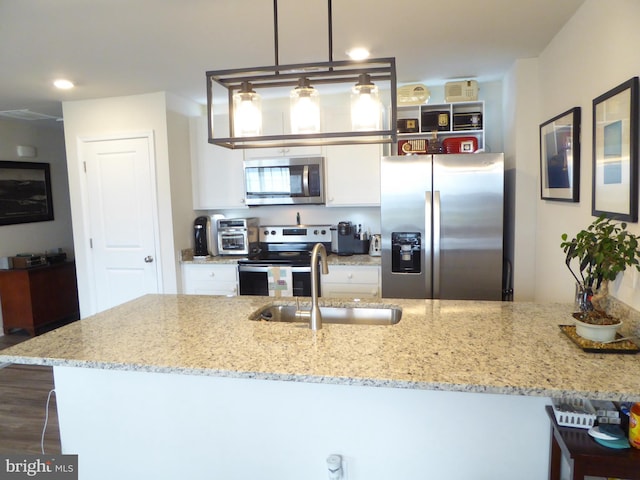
[{"x1": 144, "y1": 256, "x2": 154, "y2": 263}]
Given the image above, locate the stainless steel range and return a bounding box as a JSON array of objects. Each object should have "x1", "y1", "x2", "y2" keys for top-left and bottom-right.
[{"x1": 237, "y1": 225, "x2": 332, "y2": 296}]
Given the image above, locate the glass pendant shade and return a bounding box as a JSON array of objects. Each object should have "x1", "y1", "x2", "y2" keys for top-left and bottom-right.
[
  {"x1": 351, "y1": 74, "x2": 381, "y2": 131},
  {"x1": 233, "y1": 82, "x2": 262, "y2": 137},
  {"x1": 290, "y1": 78, "x2": 320, "y2": 134}
]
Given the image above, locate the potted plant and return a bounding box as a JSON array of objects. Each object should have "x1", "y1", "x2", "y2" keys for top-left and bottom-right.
[{"x1": 561, "y1": 216, "x2": 640, "y2": 341}]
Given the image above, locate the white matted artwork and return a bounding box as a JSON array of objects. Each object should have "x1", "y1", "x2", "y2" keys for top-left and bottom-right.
[{"x1": 592, "y1": 77, "x2": 639, "y2": 221}]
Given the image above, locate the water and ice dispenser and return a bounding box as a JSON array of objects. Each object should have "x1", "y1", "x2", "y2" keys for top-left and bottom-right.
[{"x1": 391, "y1": 232, "x2": 421, "y2": 273}]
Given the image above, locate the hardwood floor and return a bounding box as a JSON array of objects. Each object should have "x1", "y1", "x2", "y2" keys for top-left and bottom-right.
[{"x1": 0, "y1": 333, "x2": 61, "y2": 454}]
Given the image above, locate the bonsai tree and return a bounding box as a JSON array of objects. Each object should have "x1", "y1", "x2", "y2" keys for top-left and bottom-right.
[{"x1": 561, "y1": 215, "x2": 640, "y2": 312}]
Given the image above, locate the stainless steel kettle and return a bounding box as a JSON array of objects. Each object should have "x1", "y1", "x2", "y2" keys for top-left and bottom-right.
[{"x1": 369, "y1": 234, "x2": 381, "y2": 256}]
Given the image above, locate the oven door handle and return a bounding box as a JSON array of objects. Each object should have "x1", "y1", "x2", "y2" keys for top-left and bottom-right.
[{"x1": 238, "y1": 265, "x2": 311, "y2": 273}]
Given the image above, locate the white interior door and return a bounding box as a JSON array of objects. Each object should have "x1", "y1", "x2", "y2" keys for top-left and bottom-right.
[{"x1": 82, "y1": 135, "x2": 160, "y2": 313}]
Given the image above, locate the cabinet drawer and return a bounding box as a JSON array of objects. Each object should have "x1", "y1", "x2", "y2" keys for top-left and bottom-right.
[
  {"x1": 187, "y1": 281, "x2": 237, "y2": 296},
  {"x1": 323, "y1": 266, "x2": 379, "y2": 285},
  {"x1": 183, "y1": 264, "x2": 237, "y2": 282},
  {"x1": 182, "y1": 264, "x2": 238, "y2": 295},
  {"x1": 322, "y1": 283, "x2": 379, "y2": 298}
]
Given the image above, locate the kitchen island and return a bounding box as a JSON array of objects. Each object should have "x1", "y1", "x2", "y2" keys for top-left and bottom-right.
[{"x1": 1, "y1": 295, "x2": 639, "y2": 479}]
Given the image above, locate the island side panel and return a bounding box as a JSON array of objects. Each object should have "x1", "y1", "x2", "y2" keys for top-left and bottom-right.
[{"x1": 53, "y1": 366, "x2": 551, "y2": 480}]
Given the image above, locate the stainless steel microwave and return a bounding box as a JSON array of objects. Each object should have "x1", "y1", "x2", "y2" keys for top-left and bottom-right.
[{"x1": 243, "y1": 157, "x2": 325, "y2": 206}]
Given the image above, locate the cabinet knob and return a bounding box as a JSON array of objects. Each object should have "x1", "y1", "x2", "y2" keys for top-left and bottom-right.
[
  {"x1": 144, "y1": 256, "x2": 154, "y2": 263},
  {"x1": 347, "y1": 273, "x2": 353, "y2": 279}
]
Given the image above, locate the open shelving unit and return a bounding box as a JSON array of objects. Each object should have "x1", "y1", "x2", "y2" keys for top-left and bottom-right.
[{"x1": 396, "y1": 100, "x2": 485, "y2": 154}]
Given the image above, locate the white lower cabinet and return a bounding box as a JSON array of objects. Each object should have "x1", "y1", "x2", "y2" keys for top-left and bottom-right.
[
  {"x1": 321, "y1": 265, "x2": 380, "y2": 298},
  {"x1": 182, "y1": 264, "x2": 238, "y2": 296}
]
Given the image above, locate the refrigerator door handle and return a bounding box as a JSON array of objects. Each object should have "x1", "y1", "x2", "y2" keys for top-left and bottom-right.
[
  {"x1": 433, "y1": 190, "x2": 441, "y2": 298},
  {"x1": 425, "y1": 190, "x2": 433, "y2": 297}
]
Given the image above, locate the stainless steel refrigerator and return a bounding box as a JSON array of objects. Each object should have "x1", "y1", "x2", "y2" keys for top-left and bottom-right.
[{"x1": 381, "y1": 153, "x2": 504, "y2": 300}]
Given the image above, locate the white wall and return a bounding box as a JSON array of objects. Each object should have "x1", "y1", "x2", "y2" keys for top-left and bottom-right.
[
  {"x1": 62, "y1": 92, "x2": 198, "y2": 316},
  {"x1": 503, "y1": 59, "x2": 541, "y2": 301},
  {"x1": 0, "y1": 119, "x2": 74, "y2": 257},
  {"x1": 166, "y1": 94, "x2": 201, "y2": 293},
  {"x1": 0, "y1": 119, "x2": 74, "y2": 332},
  {"x1": 533, "y1": 0, "x2": 640, "y2": 307}
]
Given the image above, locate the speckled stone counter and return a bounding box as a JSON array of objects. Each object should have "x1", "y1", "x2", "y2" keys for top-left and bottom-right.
[{"x1": 2, "y1": 294, "x2": 639, "y2": 402}]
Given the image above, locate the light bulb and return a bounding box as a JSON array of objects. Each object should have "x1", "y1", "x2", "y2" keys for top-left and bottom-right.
[
  {"x1": 290, "y1": 78, "x2": 320, "y2": 134},
  {"x1": 233, "y1": 82, "x2": 262, "y2": 137},
  {"x1": 351, "y1": 74, "x2": 381, "y2": 131}
]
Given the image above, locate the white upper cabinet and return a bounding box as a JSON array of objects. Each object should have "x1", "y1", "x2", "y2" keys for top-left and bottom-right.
[
  {"x1": 325, "y1": 144, "x2": 381, "y2": 207},
  {"x1": 243, "y1": 101, "x2": 323, "y2": 160},
  {"x1": 190, "y1": 115, "x2": 247, "y2": 210}
]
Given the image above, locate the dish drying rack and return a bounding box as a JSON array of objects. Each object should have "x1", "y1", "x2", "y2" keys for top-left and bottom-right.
[{"x1": 551, "y1": 398, "x2": 596, "y2": 429}]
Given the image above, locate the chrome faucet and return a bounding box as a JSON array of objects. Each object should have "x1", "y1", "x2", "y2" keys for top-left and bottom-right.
[{"x1": 298, "y1": 242, "x2": 329, "y2": 330}]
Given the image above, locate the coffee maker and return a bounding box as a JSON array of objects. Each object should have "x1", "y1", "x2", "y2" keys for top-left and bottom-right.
[
  {"x1": 193, "y1": 216, "x2": 211, "y2": 258},
  {"x1": 331, "y1": 221, "x2": 370, "y2": 256}
]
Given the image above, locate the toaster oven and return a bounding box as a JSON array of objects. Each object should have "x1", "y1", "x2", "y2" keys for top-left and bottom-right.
[{"x1": 217, "y1": 218, "x2": 260, "y2": 256}]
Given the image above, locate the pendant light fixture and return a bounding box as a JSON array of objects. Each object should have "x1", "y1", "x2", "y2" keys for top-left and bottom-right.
[
  {"x1": 206, "y1": 0, "x2": 397, "y2": 149},
  {"x1": 351, "y1": 74, "x2": 381, "y2": 131},
  {"x1": 290, "y1": 77, "x2": 320, "y2": 134},
  {"x1": 233, "y1": 81, "x2": 262, "y2": 137}
]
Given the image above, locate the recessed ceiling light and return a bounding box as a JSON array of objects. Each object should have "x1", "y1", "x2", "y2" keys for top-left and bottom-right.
[
  {"x1": 347, "y1": 48, "x2": 370, "y2": 61},
  {"x1": 53, "y1": 79, "x2": 74, "y2": 90}
]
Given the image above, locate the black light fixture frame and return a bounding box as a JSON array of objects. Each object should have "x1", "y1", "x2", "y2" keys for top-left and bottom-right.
[{"x1": 206, "y1": 0, "x2": 397, "y2": 149}]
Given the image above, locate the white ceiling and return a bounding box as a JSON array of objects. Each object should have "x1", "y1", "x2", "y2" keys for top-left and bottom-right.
[{"x1": 0, "y1": 0, "x2": 585, "y2": 119}]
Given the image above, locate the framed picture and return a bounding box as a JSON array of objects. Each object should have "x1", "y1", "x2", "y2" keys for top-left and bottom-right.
[
  {"x1": 0, "y1": 161, "x2": 54, "y2": 226},
  {"x1": 540, "y1": 107, "x2": 581, "y2": 201},
  {"x1": 592, "y1": 77, "x2": 639, "y2": 221}
]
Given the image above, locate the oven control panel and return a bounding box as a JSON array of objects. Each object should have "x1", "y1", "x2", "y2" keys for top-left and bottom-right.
[{"x1": 260, "y1": 225, "x2": 332, "y2": 243}]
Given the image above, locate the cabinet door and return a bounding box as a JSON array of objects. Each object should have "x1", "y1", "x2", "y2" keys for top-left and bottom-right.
[
  {"x1": 325, "y1": 144, "x2": 381, "y2": 206},
  {"x1": 242, "y1": 109, "x2": 323, "y2": 159},
  {"x1": 321, "y1": 265, "x2": 380, "y2": 298},
  {"x1": 190, "y1": 115, "x2": 247, "y2": 209},
  {"x1": 182, "y1": 264, "x2": 238, "y2": 296}
]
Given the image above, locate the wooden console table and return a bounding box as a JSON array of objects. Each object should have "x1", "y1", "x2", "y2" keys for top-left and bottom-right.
[
  {"x1": 546, "y1": 405, "x2": 640, "y2": 479},
  {"x1": 0, "y1": 262, "x2": 80, "y2": 336}
]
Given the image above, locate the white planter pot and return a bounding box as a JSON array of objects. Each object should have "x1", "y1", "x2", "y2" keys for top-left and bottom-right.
[{"x1": 573, "y1": 316, "x2": 621, "y2": 343}]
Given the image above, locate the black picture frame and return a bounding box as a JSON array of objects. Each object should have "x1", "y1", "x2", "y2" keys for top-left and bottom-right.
[
  {"x1": 592, "y1": 77, "x2": 639, "y2": 222},
  {"x1": 540, "y1": 107, "x2": 581, "y2": 202},
  {"x1": 0, "y1": 161, "x2": 54, "y2": 226}
]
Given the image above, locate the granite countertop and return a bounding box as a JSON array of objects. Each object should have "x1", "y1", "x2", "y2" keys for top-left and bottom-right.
[
  {"x1": 181, "y1": 251, "x2": 381, "y2": 266},
  {"x1": 2, "y1": 294, "x2": 640, "y2": 402}
]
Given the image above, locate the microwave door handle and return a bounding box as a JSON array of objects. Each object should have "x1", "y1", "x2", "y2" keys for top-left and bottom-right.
[{"x1": 302, "y1": 165, "x2": 310, "y2": 197}]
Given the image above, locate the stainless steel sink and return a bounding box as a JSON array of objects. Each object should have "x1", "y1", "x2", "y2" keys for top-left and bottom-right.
[{"x1": 250, "y1": 304, "x2": 402, "y2": 325}]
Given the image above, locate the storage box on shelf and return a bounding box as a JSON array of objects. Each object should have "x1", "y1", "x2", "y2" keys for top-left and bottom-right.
[{"x1": 396, "y1": 101, "x2": 485, "y2": 154}]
